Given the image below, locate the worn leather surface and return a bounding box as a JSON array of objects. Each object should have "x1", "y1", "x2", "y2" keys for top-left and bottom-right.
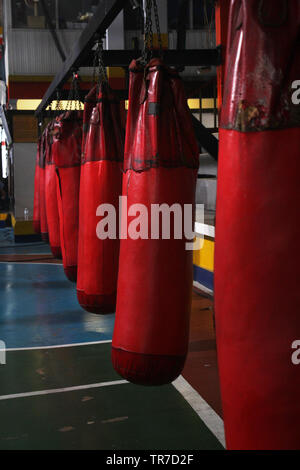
[
  {"x1": 77, "y1": 85, "x2": 124, "y2": 313},
  {"x1": 112, "y1": 59, "x2": 199, "y2": 385},
  {"x1": 33, "y1": 138, "x2": 41, "y2": 234},
  {"x1": 45, "y1": 122, "x2": 61, "y2": 258},
  {"x1": 39, "y1": 127, "x2": 49, "y2": 242},
  {"x1": 221, "y1": 0, "x2": 300, "y2": 132},
  {"x1": 215, "y1": 0, "x2": 300, "y2": 450},
  {"x1": 53, "y1": 111, "x2": 83, "y2": 282}
]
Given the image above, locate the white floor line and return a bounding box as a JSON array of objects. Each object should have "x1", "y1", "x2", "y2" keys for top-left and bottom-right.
[
  {"x1": 0, "y1": 379, "x2": 128, "y2": 401},
  {"x1": 5, "y1": 340, "x2": 112, "y2": 352},
  {"x1": 173, "y1": 375, "x2": 225, "y2": 448},
  {"x1": 0, "y1": 261, "x2": 62, "y2": 265},
  {"x1": 193, "y1": 280, "x2": 213, "y2": 296}
]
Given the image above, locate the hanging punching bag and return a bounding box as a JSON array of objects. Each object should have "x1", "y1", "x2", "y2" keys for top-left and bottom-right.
[
  {"x1": 39, "y1": 127, "x2": 49, "y2": 243},
  {"x1": 81, "y1": 85, "x2": 98, "y2": 154},
  {"x1": 77, "y1": 85, "x2": 124, "y2": 313},
  {"x1": 53, "y1": 111, "x2": 83, "y2": 282},
  {"x1": 214, "y1": 0, "x2": 300, "y2": 450},
  {"x1": 112, "y1": 59, "x2": 199, "y2": 385},
  {"x1": 33, "y1": 137, "x2": 41, "y2": 234},
  {"x1": 45, "y1": 122, "x2": 62, "y2": 259}
]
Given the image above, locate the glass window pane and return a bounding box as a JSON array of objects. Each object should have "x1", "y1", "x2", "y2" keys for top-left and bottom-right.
[
  {"x1": 11, "y1": 0, "x2": 101, "y2": 29},
  {"x1": 11, "y1": 0, "x2": 55, "y2": 29},
  {"x1": 58, "y1": 0, "x2": 100, "y2": 29}
]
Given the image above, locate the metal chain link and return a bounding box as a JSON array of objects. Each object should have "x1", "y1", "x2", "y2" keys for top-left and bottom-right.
[
  {"x1": 92, "y1": 41, "x2": 100, "y2": 84},
  {"x1": 152, "y1": 0, "x2": 162, "y2": 56},
  {"x1": 141, "y1": 0, "x2": 163, "y2": 64},
  {"x1": 55, "y1": 90, "x2": 62, "y2": 112},
  {"x1": 67, "y1": 72, "x2": 82, "y2": 111},
  {"x1": 92, "y1": 37, "x2": 108, "y2": 89},
  {"x1": 141, "y1": 0, "x2": 153, "y2": 65},
  {"x1": 98, "y1": 39, "x2": 108, "y2": 85}
]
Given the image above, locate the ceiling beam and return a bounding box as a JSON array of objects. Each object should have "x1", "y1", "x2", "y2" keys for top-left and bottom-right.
[{"x1": 35, "y1": 0, "x2": 130, "y2": 117}]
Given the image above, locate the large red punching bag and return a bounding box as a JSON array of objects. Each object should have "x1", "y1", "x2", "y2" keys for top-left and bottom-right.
[
  {"x1": 53, "y1": 111, "x2": 83, "y2": 281},
  {"x1": 77, "y1": 85, "x2": 124, "y2": 313},
  {"x1": 33, "y1": 137, "x2": 41, "y2": 234},
  {"x1": 45, "y1": 122, "x2": 61, "y2": 258},
  {"x1": 214, "y1": 0, "x2": 300, "y2": 450},
  {"x1": 39, "y1": 127, "x2": 49, "y2": 242},
  {"x1": 112, "y1": 59, "x2": 199, "y2": 385},
  {"x1": 81, "y1": 85, "x2": 98, "y2": 153}
]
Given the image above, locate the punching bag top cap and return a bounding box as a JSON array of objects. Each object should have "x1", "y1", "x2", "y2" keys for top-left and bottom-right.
[
  {"x1": 221, "y1": 0, "x2": 300, "y2": 133},
  {"x1": 84, "y1": 84, "x2": 98, "y2": 104},
  {"x1": 39, "y1": 127, "x2": 50, "y2": 169},
  {"x1": 59, "y1": 110, "x2": 83, "y2": 122},
  {"x1": 82, "y1": 84, "x2": 98, "y2": 156},
  {"x1": 124, "y1": 58, "x2": 199, "y2": 172},
  {"x1": 83, "y1": 86, "x2": 124, "y2": 164},
  {"x1": 45, "y1": 121, "x2": 56, "y2": 165},
  {"x1": 129, "y1": 58, "x2": 179, "y2": 78},
  {"x1": 52, "y1": 111, "x2": 83, "y2": 168}
]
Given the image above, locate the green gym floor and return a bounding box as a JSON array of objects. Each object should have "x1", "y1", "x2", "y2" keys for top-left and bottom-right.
[{"x1": 0, "y1": 243, "x2": 224, "y2": 450}]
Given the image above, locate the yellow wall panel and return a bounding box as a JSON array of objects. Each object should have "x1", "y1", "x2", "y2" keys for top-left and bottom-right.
[{"x1": 193, "y1": 237, "x2": 214, "y2": 272}]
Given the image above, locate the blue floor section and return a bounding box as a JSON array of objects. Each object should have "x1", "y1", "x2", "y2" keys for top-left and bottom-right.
[
  {"x1": 0, "y1": 242, "x2": 52, "y2": 255},
  {"x1": 0, "y1": 263, "x2": 115, "y2": 349}
]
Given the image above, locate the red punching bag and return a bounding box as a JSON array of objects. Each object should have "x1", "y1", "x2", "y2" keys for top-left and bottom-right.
[
  {"x1": 81, "y1": 85, "x2": 98, "y2": 153},
  {"x1": 77, "y1": 84, "x2": 124, "y2": 313},
  {"x1": 45, "y1": 122, "x2": 62, "y2": 259},
  {"x1": 53, "y1": 111, "x2": 83, "y2": 282},
  {"x1": 112, "y1": 59, "x2": 199, "y2": 385},
  {"x1": 214, "y1": 0, "x2": 300, "y2": 449},
  {"x1": 33, "y1": 137, "x2": 41, "y2": 234},
  {"x1": 39, "y1": 127, "x2": 49, "y2": 242}
]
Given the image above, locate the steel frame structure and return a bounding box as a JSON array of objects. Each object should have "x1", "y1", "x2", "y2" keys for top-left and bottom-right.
[{"x1": 34, "y1": 0, "x2": 220, "y2": 159}]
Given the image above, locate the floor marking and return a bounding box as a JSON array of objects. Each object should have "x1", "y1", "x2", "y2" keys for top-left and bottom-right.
[
  {"x1": 193, "y1": 280, "x2": 213, "y2": 295},
  {"x1": 5, "y1": 340, "x2": 112, "y2": 352},
  {"x1": 0, "y1": 380, "x2": 128, "y2": 401},
  {"x1": 0, "y1": 261, "x2": 61, "y2": 265},
  {"x1": 173, "y1": 375, "x2": 225, "y2": 448}
]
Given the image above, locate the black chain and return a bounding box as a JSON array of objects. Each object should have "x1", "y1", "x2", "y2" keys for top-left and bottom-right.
[
  {"x1": 98, "y1": 39, "x2": 108, "y2": 84},
  {"x1": 153, "y1": 0, "x2": 162, "y2": 56},
  {"x1": 55, "y1": 90, "x2": 62, "y2": 112},
  {"x1": 141, "y1": 0, "x2": 163, "y2": 65},
  {"x1": 93, "y1": 37, "x2": 108, "y2": 89},
  {"x1": 142, "y1": 0, "x2": 153, "y2": 65},
  {"x1": 92, "y1": 41, "x2": 100, "y2": 84},
  {"x1": 67, "y1": 71, "x2": 82, "y2": 111}
]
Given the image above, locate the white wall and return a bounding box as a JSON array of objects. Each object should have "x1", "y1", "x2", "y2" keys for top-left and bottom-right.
[{"x1": 14, "y1": 143, "x2": 36, "y2": 219}]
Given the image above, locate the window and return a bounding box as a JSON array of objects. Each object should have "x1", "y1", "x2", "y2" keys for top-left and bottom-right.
[
  {"x1": 58, "y1": 0, "x2": 99, "y2": 29},
  {"x1": 11, "y1": 0, "x2": 100, "y2": 29},
  {"x1": 12, "y1": 0, "x2": 55, "y2": 29},
  {"x1": 168, "y1": 0, "x2": 215, "y2": 30}
]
